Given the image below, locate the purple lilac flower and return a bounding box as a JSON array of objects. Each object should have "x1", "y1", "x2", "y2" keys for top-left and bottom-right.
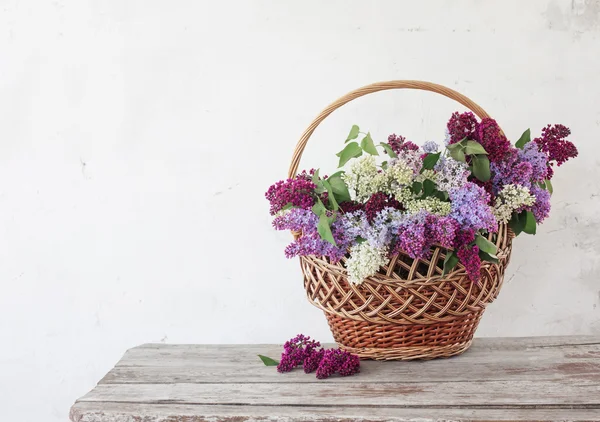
[
  {"x1": 315, "y1": 349, "x2": 360, "y2": 379},
  {"x1": 449, "y1": 183, "x2": 497, "y2": 233},
  {"x1": 393, "y1": 212, "x2": 460, "y2": 259},
  {"x1": 519, "y1": 142, "x2": 549, "y2": 182},
  {"x1": 336, "y1": 210, "x2": 370, "y2": 240},
  {"x1": 426, "y1": 215, "x2": 459, "y2": 249},
  {"x1": 272, "y1": 207, "x2": 318, "y2": 232},
  {"x1": 265, "y1": 176, "x2": 316, "y2": 215},
  {"x1": 277, "y1": 334, "x2": 321, "y2": 373},
  {"x1": 529, "y1": 185, "x2": 551, "y2": 223},
  {"x1": 396, "y1": 219, "x2": 427, "y2": 258},
  {"x1": 490, "y1": 148, "x2": 534, "y2": 194},
  {"x1": 274, "y1": 208, "x2": 351, "y2": 262},
  {"x1": 457, "y1": 245, "x2": 481, "y2": 283},
  {"x1": 364, "y1": 207, "x2": 407, "y2": 249},
  {"x1": 422, "y1": 140, "x2": 440, "y2": 153}
]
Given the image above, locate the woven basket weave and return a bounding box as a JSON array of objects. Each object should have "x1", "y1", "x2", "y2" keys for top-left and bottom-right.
[{"x1": 288, "y1": 81, "x2": 514, "y2": 360}]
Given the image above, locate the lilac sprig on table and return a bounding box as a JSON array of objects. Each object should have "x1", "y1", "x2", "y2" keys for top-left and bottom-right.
[{"x1": 258, "y1": 335, "x2": 361, "y2": 379}]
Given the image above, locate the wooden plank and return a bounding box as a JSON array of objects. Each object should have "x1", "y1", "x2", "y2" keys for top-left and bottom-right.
[
  {"x1": 114, "y1": 342, "x2": 600, "y2": 368},
  {"x1": 77, "y1": 380, "x2": 600, "y2": 407},
  {"x1": 69, "y1": 402, "x2": 600, "y2": 422},
  {"x1": 72, "y1": 337, "x2": 600, "y2": 422},
  {"x1": 103, "y1": 339, "x2": 600, "y2": 385},
  {"x1": 101, "y1": 345, "x2": 600, "y2": 384},
  {"x1": 131, "y1": 336, "x2": 600, "y2": 352}
]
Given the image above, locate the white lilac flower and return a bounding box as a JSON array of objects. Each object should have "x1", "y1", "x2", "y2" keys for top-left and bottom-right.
[
  {"x1": 405, "y1": 197, "x2": 452, "y2": 216},
  {"x1": 345, "y1": 242, "x2": 389, "y2": 285},
  {"x1": 415, "y1": 169, "x2": 438, "y2": 183},
  {"x1": 382, "y1": 158, "x2": 414, "y2": 196},
  {"x1": 493, "y1": 184, "x2": 536, "y2": 223},
  {"x1": 422, "y1": 140, "x2": 440, "y2": 153},
  {"x1": 342, "y1": 155, "x2": 387, "y2": 202},
  {"x1": 434, "y1": 157, "x2": 470, "y2": 193}
]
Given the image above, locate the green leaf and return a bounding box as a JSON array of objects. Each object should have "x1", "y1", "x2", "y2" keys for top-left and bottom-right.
[
  {"x1": 523, "y1": 210, "x2": 537, "y2": 235},
  {"x1": 411, "y1": 181, "x2": 422, "y2": 194},
  {"x1": 508, "y1": 212, "x2": 525, "y2": 236},
  {"x1": 379, "y1": 142, "x2": 398, "y2": 158},
  {"x1": 423, "y1": 179, "x2": 436, "y2": 196},
  {"x1": 545, "y1": 179, "x2": 553, "y2": 195},
  {"x1": 434, "y1": 190, "x2": 449, "y2": 201},
  {"x1": 422, "y1": 152, "x2": 441, "y2": 170},
  {"x1": 258, "y1": 355, "x2": 279, "y2": 366},
  {"x1": 318, "y1": 213, "x2": 337, "y2": 245},
  {"x1": 442, "y1": 251, "x2": 459, "y2": 276},
  {"x1": 311, "y1": 169, "x2": 320, "y2": 184},
  {"x1": 472, "y1": 154, "x2": 491, "y2": 182},
  {"x1": 337, "y1": 142, "x2": 363, "y2": 167},
  {"x1": 478, "y1": 250, "x2": 499, "y2": 264},
  {"x1": 464, "y1": 140, "x2": 488, "y2": 155},
  {"x1": 322, "y1": 180, "x2": 339, "y2": 211},
  {"x1": 360, "y1": 132, "x2": 379, "y2": 156},
  {"x1": 449, "y1": 146, "x2": 466, "y2": 162},
  {"x1": 312, "y1": 198, "x2": 327, "y2": 216},
  {"x1": 281, "y1": 203, "x2": 294, "y2": 211},
  {"x1": 381, "y1": 161, "x2": 388, "y2": 170},
  {"x1": 475, "y1": 233, "x2": 497, "y2": 255},
  {"x1": 515, "y1": 129, "x2": 531, "y2": 149},
  {"x1": 327, "y1": 174, "x2": 351, "y2": 203},
  {"x1": 346, "y1": 125, "x2": 360, "y2": 143}
]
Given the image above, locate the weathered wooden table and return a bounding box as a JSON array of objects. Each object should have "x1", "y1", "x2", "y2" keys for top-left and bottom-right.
[{"x1": 70, "y1": 336, "x2": 600, "y2": 422}]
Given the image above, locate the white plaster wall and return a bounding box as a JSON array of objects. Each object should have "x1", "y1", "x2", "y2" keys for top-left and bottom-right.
[{"x1": 1, "y1": 0, "x2": 599, "y2": 420}]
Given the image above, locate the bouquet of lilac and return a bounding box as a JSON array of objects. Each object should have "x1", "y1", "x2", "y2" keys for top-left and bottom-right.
[{"x1": 266, "y1": 112, "x2": 577, "y2": 284}]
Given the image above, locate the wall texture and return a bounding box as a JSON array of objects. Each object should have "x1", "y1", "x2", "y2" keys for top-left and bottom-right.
[{"x1": 1, "y1": 1, "x2": 599, "y2": 420}]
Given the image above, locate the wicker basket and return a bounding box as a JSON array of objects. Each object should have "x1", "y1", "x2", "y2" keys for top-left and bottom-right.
[{"x1": 288, "y1": 80, "x2": 514, "y2": 360}]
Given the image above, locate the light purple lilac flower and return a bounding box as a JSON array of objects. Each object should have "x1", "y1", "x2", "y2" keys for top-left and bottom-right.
[
  {"x1": 273, "y1": 208, "x2": 351, "y2": 262},
  {"x1": 422, "y1": 140, "x2": 440, "y2": 153},
  {"x1": 393, "y1": 211, "x2": 460, "y2": 260},
  {"x1": 519, "y1": 142, "x2": 549, "y2": 182},
  {"x1": 435, "y1": 157, "x2": 470, "y2": 193},
  {"x1": 449, "y1": 183, "x2": 497, "y2": 233},
  {"x1": 529, "y1": 185, "x2": 551, "y2": 223}
]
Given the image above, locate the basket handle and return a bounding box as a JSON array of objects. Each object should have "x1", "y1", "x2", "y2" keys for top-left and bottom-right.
[{"x1": 288, "y1": 80, "x2": 495, "y2": 178}]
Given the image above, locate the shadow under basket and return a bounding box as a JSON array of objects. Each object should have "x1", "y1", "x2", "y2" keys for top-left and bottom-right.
[{"x1": 288, "y1": 81, "x2": 516, "y2": 360}]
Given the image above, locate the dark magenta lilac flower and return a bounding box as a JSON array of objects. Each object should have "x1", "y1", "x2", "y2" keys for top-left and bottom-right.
[
  {"x1": 275, "y1": 335, "x2": 360, "y2": 379},
  {"x1": 534, "y1": 124, "x2": 578, "y2": 173},
  {"x1": 447, "y1": 111, "x2": 478, "y2": 145},
  {"x1": 315, "y1": 348, "x2": 361, "y2": 379},
  {"x1": 388, "y1": 134, "x2": 419, "y2": 154},
  {"x1": 265, "y1": 176, "x2": 316, "y2": 215},
  {"x1": 474, "y1": 118, "x2": 512, "y2": 163}
]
